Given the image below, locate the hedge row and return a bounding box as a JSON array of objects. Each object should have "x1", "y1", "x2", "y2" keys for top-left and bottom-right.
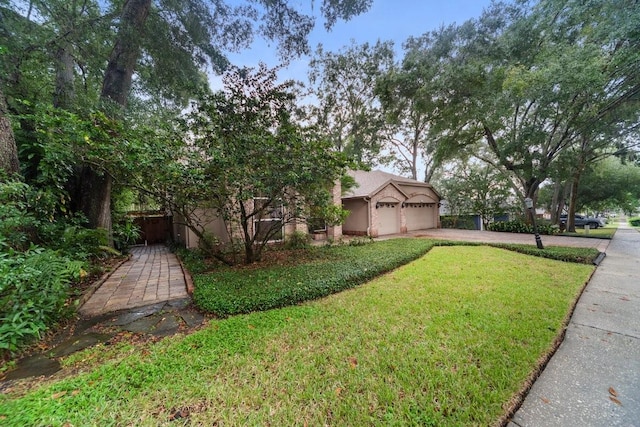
[
  {"x1": 487, "y1": 243, "x2": 600, "y2": 264},
  {"x1": 629, "y1": 217, "x2": 640, "y2": 227},
  {"x1": 488, "y1": 220, "x2": 559, "y2": 235},
  {"x1": 193, "y1": 239, "x2": 436, "y2": 317}
]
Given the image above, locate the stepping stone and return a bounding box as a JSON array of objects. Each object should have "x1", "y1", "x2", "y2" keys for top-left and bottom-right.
[
  {"x1": 122, "y1": 315, "x2": 161, "y2": 333},
  {"x1": 167, "y1": 298, "x2": 191, "y2": 310},
  {"x1": 151, "y1": 315, "x2": 181, "y2": 337},
  {"x1": 50, "y1": 333, "x2": 114, "y2": 358},
  {"x1": 180, "y1": 311, "x2": 205, "y2": 328},
  {"x1": 3, "y1": 355, "x2": 61, "y2": 380}
]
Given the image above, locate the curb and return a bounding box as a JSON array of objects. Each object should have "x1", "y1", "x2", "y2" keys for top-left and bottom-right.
[
  {"x1": 592, "y1": 251, "x2": 606, "y2": 265},
  {"x1": 177, "y1": 255, "x2": 195, "y2": 295}
]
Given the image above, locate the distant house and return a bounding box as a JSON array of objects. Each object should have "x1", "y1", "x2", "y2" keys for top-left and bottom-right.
[{"x1": 342, "y1": 170, "x2": 441, "y2": 237}]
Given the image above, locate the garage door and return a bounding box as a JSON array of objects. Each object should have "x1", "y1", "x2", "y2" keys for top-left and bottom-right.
[
  {"x1": 405, "y1": 203, "x2": 435, "y2": 231},
  {"x1": 377, "y1": 202, "x2": 400, "y2": 235}
]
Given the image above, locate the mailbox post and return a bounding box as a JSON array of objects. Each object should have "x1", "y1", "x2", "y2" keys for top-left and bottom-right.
[{"x1": 524, "y1": 197, "x2": 544, "y2": 249}]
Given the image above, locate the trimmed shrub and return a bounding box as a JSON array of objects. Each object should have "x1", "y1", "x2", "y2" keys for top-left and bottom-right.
[
  {"x1": 487, "y1": 243, "x2": 600, "y2": 264},
  {"x1": 629, "y1": 217, "x2": 640, "y2": 227},
  {"x1": 488, "y1": 220, "x2": 559, "y2": 235}
]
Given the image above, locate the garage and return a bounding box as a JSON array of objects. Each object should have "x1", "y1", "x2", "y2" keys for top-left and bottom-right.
[
  {"x1": 377, "y1": 201, "x2": 400, "y2": 235},
  {"x1": 405, "y1": 202, "x2": 436, "y2": 231},
  {"x1": 342, "y1": 170, "x2": 441, "y2": 238}
]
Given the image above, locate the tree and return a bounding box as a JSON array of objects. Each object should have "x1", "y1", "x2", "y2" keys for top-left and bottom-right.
[
  {"x1": 435, "y1": 160, "x2": 513, "y2": 229},
  {"x1": 576, "y1": 157, "x2": 640, "y2": 215},
  {"x1": 308, "y1": 41, "x2": 394, "y2": 167},
  {"x1": 376, "y1": 27, "x2": 458, "y2": 181},
  {"x1": 0, "y1": 85, "x2": 19, "y2": 175},
  {"x1": 137, "y1": 65, "x2": 348, "y2": 264},
  {"x1": 2, "y1": 0, "x2": 373, "y2": 240},
  {"x1": 428, "y1": 1, "x2": 640, "y2": 223}
]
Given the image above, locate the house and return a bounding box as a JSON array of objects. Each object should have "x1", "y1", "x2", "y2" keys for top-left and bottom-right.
[
  {"x1": 171, "y1": 202, "x2": 308, "y2": 250},
  {"x1": 342, "y1": 170, "x2": 441, "y2": 237},
  {"x1": 171, "y1": 170, "x2": 439, "y2": 249}
]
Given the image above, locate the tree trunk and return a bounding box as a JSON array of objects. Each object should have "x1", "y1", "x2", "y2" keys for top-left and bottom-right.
[
  {"x1": 550, "y1": 180, "x2": 565, "y2": 224},
  {"x1": 0, "y1": 87, "x2": 20, "y2": 175},
  {"x1": 79, "y1": 0, "x2": 151, "y2": 237},
  {"x1": 53, "y1": 45, "x2": 75, "y2": 109},
  {"x1": 566, "y1": 171, "x2": 582, "y2": 233},
  {"x1": 101, "y1": 0, "x2": 151, "y2": 107},
  {"x1": 567, "y1": 150, "x2": 588, "y2": 232}
]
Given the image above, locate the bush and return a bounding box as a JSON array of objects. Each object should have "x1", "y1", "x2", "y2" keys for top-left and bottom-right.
[
  {"x1": 629, "y1": 217, "x2": 640, "y2": 227},
  {"x1": 440, "y1": 215, "x2": 477, "y2": 230},
  {"x1": 112, "y1": 216, "x2": 141, "y2": 253},
  {"x1": 284, "y1": 231, "x2": 311, "y2": 250},
  {"x1": 0, "y1": 247, "x2": 84, "y2": 353},
  {"x1": 487, "y1": 243, "x2": 600, "y2": 264},
  {"x1": 488, "y1": 219, "x2": 559, "y2": 235},
  {"x1": 193, "y1": 239, "x2": 435, "y2": 316}
]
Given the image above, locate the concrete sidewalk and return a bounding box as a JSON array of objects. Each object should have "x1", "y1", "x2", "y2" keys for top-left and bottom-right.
[
  {"x1": 509, "y1": 223, "x2": 640, "y2": 426},
  {"x1": 79, "y1": 245, "x2": 189, "y2": 316}
]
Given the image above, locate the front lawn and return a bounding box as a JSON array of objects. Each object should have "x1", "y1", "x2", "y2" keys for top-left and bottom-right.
[
  {"x1": 191, "y1": 239, "x2": 599, "y2": 317},
  {"x1": 560, "y1": 224, "x2": 617, "y2": 239},
  {"x1": 0, "y1": 245, "x2": 594, "y2": 426}
]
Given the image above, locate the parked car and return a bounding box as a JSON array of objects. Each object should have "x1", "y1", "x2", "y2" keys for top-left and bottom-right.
[{"x1": 559, "y1": 214, "x2": 605, "y2": 229}]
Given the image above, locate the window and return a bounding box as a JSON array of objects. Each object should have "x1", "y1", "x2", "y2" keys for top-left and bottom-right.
[{"x1": 253, "y1": 197, "x2": 283, "y2": 242}]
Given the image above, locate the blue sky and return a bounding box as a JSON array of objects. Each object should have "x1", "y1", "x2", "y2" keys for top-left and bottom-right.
[{"x1": 223, "y1": 0, "x2": 495, "y2": 82}]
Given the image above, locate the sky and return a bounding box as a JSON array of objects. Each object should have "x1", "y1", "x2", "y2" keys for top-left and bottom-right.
[{"x1": 221, "y1": 0, "x2": 495, "y2": 83}]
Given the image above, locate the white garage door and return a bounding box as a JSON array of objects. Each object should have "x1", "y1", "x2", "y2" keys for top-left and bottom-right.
[
  {"x1": 377, "y1": 203, "x2": 400, "y2": 235},
  {"x1": 405, "y1": 203, "x2": 435, "y2": 231}
]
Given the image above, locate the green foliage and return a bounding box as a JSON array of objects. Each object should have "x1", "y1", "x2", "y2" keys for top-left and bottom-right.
[
  {"x1": 48, "y1": 226, "x2": 117, "y2": 261},
  {"x1": 154, "y1": 64, "x2": 349, "y2": 264},
  {"x1": 433, "y1": 161, "x2": 514, "y2": 228},
  {"x1": 317, "y1": 203, "x2": 350, "y2": 226},
  {"x1": 175, "y1": 247, "x2": 209, "y2": 275},
  {"x1": 488, "y1": 220, "x2": 559, "y2": 235},
  {"x1": 0, "y1": 177, "x2": 115, "y2": 355},
  {"x1": 309, "y1": 41, "x2": 395, "y2": 167},
  {"x1": 284, "y1": 231, "x2": 311, "y2": 250},
  {"x1": 0, "y1": 248, "x2": 84, "y2": 352},
  {"x1": 0, "y1": 178, "x2": 40, "y2": 251},
  {"x1": 487, "y1": 243, "x2": 600, "y2": 265},
  {"x1": 440, "y1": 215, "x2": 477, "y2": 230},
  {"x1": 629, "y1": 217, "x2": 640, "y2": 227},
  {"x1": 193, "y1": 238, "x2": 435, "y2": 316},
  {"x1": 347, "y1": 235, "x2": 374, "y2": 246},
  {"x1": 0, "y1": 246, "x2": 594, "y2": 426},
  {"x1": 576, "y1": 158, "x2": 640, "y2": 214},
  {"x1": 112, "y1": 216, "x2": 141, "y2": 253}
]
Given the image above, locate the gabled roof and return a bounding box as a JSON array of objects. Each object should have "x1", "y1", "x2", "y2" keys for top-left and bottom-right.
[{"x1": 343, "y1": 170, "x2": 438, "y2": 199}]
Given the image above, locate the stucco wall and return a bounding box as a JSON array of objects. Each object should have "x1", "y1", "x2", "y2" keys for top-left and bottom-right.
[{"x1": 342, "y1": 199, "x2": 369, "y2": 234}]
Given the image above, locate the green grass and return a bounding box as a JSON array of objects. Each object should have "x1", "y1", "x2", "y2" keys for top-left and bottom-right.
[
  {"x1": 0, "y1": 246, "x2": 594, "y2": 426},
  {"x1": 193, "y1": 239, "x2": 437, "y2": 316},
  {"x1": 191, "y1": 239, "x2": 599, "y2": 317},
  {"x1": 559, "y1": 223, "x2": 617, "y2": 239}
]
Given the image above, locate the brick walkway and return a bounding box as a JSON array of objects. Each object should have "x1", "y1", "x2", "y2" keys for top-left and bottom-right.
[{"x1": 79, "y1": 245, "x2": 189, "y2": 316}]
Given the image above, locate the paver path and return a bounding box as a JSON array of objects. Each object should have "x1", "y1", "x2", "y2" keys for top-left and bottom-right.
[{"x1": 80, "y1": 245, "x2": 188, "y2": 316}]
